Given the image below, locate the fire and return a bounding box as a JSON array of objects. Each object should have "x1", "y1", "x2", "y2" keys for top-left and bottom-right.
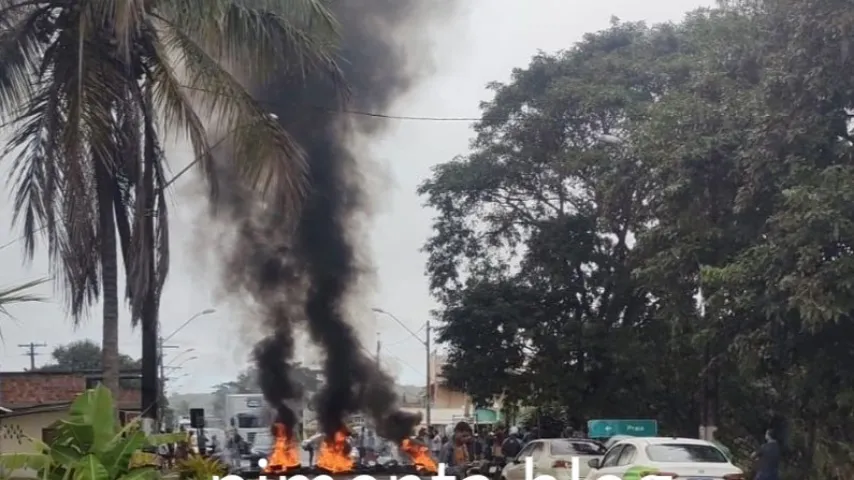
[
  {"x1": 400, "y1": 438, "x2": 438, "y2": 474},
  {"x1": 315, "y1": 430, "x2": 355, "y2": 473},
  {"x1": 264, "y1": 423, "x2": 300, "y2": 473}
]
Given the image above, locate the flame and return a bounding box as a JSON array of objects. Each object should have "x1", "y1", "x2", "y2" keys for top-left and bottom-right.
[
  {"x1": 264, "y1": 423, "x2": 300, "y2": 473},
  {"x1": 401, "y1": 438, "x2": 438, "y2": 474},
  {"x1": 316, "y1": 430, "x2": 355, "y2": 473}
]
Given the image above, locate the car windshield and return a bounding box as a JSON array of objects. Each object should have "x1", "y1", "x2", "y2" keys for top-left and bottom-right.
[
  {"x1": 645, "y1": 444, "x2": 728, "y2": 463},
  {"x1": 551, "y1": 440, "x2": 606, "y2": 455},
  {"x1": 252, "y1": 434, "x2": 274, "y2": 449},
  {"x1": 236, "y1": 414, "x2": 263, "y2": 428}
]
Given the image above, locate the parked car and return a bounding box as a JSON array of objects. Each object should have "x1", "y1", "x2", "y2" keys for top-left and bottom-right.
[
  {"x1": 501, "y1": 438, "x2": 606, "y2": 480},
  {"x1": 585, "y1": 437, "x2": 744, "y2": 480}
]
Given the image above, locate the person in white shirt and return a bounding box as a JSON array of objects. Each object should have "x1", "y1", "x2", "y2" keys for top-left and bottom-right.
[
  {"x1": 430, "y1": 429, "x2": 442, "y2": 459},
  {"x1": 302, "y1": 432, "x2": 324, "y2": 466}
]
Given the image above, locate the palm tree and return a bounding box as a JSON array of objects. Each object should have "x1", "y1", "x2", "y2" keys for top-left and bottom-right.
[
  {"x1": 0, "y1": 278, "x2": 46, "y2": 324},
  {"x1": 0, "y1": 0, "x2": 342, "y2": 404}
]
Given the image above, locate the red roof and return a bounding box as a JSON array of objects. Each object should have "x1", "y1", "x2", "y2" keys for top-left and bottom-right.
[{"x1": 0, "y1": 371, "x2": 141, "y2": 410}]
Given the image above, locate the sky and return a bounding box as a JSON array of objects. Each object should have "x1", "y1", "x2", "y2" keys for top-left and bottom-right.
[{"x1": 0, "y1": 0, "x2": 712, "y2": 394}]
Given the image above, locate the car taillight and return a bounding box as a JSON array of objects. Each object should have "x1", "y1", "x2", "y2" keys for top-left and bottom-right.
[
  {"x1": 723, "y1": 475, "x2": 744, "y2": 480},
  {"x1": 552, "y1": 460, "x2": 570, "y2": 468}
]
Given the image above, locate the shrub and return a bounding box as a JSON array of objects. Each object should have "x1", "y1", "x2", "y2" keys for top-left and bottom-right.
[
  {"x1": 0, "y1": 385, "x2": 183, "y2": 480},
  {"x1": 176, "y1": 454, "x2": 226, "y2": 480}
]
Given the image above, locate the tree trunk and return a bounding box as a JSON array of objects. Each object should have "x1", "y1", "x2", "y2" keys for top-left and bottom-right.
[
  {"x1": 96, "y1": 159, "x2": 121, "y2": 399},
  {"x1": 140, "y1": 97, "x2": 161, "y2": 432}
]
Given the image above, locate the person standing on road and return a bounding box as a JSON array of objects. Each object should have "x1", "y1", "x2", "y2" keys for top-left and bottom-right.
[
  {"x1": 752, "y1": 429, "x2": 781, "y2": 480},
  {"x1": 439, "y1": 421, "x2": 475, "y2": 477},
  {"x1": 430, "y1": 428, "x2": 443, "y2": 459},
  {"x1": 502, "y1": 427, "x2": 523, "y2": 459},
  {"x1": 302, "y1": 432, "x2": 324, "y2": 466}
]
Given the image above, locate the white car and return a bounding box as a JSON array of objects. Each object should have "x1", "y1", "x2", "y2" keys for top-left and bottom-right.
[
  {"x1": 585, "y1": 437, "x2": 744, "y2": 480},
  {"x1": 501, "y1": 438, "x2": 607, "y2": 480}
]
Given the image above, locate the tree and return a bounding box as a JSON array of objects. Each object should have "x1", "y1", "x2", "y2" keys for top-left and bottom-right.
[
  {"x1": 420, "y1": 19, "x2": 698, "y2": 428},
  {"x1": 423, "y1": 5, "x2": 854, "y2": 477},
  {"x1": 0, "y1": 0, "x2": 343, "y2": 413},
  {"x1": 40, "y1": 339, "x2": 141, "y2": 372}
]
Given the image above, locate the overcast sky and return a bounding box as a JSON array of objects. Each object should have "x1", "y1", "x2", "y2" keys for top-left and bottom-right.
[{"x1": 0, "y1": 0, "x2": 711, "y2": 394}]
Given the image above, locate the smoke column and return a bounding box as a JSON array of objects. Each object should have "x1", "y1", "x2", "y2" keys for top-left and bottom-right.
[{"x1": 212, "y1": 1, "x2": 458, "y2": 439}]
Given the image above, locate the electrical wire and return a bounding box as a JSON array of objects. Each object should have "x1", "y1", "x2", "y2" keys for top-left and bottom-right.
[{"x1": 178, "y1": 84, "x2": 483, "y2": 122}]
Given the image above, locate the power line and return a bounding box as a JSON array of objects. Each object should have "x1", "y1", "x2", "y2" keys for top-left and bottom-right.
[
  {"x1": 360, "y1": 344, "x2": 421, "y2": 375},
  {"x1": 0, "y1": 84, "x2": 482, "y2": 253},
  {"x1": 19, "y1": 342, "x2": 47, "y2": 370},
  {"x1": 178, "y1": 84, "x2": 482, "y2": 122},
  {"x1": 384, "y1": 324, "x2": 427, "y2": 347}
]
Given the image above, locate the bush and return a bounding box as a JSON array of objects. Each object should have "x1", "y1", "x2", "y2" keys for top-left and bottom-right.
[
  {"x1": 0, "y1": 385, "x2": 183, "y2": 480},
  {"x1": 176, "y1": 454, "x2": 226, "y2": 480}
]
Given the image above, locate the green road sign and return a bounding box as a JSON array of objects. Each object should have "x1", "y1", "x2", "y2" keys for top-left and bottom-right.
[{"x1": 587, "y1": 419, "x2": 658, "y2": 438}]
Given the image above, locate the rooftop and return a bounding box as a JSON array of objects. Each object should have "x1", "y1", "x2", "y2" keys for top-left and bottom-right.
[{"x1": 0, "y1": 370, "x2": 142, "y2": 410}]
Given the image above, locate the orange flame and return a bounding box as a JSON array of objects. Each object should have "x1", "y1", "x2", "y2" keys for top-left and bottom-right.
[
  {"x1": 401, "y1": 438, "x2": 438, "y2": 474},
  {"x1": 316, "y1": 430, "x2": 355, "y2": 473},
  {"x1": 264, "y1": 423, "x2": 300, "y2": 473}
]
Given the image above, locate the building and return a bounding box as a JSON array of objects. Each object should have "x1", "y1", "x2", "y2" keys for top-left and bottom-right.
[
  {"x1": 412, "y1": 354, "x2": 503, "y2": 429},
  {"x1": 0, "y1": 370, "x2": 142, "y2": 458}
]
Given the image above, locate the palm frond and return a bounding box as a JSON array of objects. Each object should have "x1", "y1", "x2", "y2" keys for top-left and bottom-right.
[
  {"x1": 155, "y1": 16, "x2": 308, "y2": 209},
  {"x1": 143, "y1": 27, "x2": 213, "y2": 193},
  {"x1": 156, "y1": 0, "x2": 341, "y2": 82},
  {"x1": 0, "y1": 2, "x2": 49, "y2": 120},
  {"x1": 0, "y1": 277, "x2": 48, "y2": 322},
  {"x1": 4, "y1": 3, "x2": 134, "y2": 322}
]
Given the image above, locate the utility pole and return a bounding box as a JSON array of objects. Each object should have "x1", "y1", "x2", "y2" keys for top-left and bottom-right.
[
  {"x1": 697, "y1": 282, "x2": 717, "y2": 441},
  {"x1": 157, "y1": 336, "x2": 179, "y2": 430},
  {"x1": 425, "y1": 319, "x2": 432, "y2": 428},
  {"x1": 19, "y1": 342, "x2": 47, "y2": 370},
  {"x1": 370, "y1": 308, "x2": 433, "y2": 428},
  {"x1": 376, "y1": 332, "x2": 381, "y2": 368}
]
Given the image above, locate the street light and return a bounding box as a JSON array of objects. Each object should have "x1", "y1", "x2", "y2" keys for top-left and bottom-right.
[
  {"x1": 166, "y1": 356, "x2": 199, "y2": 371},
  {"x1": 164, "y1": 348, "x2": 195, "y2": 367},
  {"x1": 162, "y1": 309, "x2": 216, "y2": 343},
  {"x1": 372, "y1": 307, "x2": 432, "y2": 428},
  {"x1": 151, "y1": 309, "x2": 215, "y2": 431}
]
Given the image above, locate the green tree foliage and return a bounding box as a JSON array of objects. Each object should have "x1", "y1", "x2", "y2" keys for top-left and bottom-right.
[
  {"x1": 0, "y1": 385, "x2": 182, "y2": 480},
  {"x1": 40, "y1": 340, "x2": 141, "y2": 372},
  {"x1": 421, "y1": 4, "x2": 854, "y2": 478}
]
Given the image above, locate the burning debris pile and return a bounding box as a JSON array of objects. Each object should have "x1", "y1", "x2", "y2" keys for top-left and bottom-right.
[
  {"x1": 258, "y1": 424, "x2": 438, "y2": 476},
  {"x1": 210, "y1": 0, "x2": 457, "y2": 476}
]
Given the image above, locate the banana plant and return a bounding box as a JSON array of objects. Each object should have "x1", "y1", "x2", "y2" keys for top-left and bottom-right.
[{"x1": 0, "y1": 385, "x2": 184, "y2": 480}]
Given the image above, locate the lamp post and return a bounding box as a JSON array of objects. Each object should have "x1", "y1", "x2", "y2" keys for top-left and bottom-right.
[{"x1": 372, "y1": 308, "x2": 432, "y2": 428}]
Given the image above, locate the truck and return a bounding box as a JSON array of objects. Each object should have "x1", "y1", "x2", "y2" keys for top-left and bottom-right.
[{"x1": 224, "y1": 394, "x2": 270, "y2": 446}]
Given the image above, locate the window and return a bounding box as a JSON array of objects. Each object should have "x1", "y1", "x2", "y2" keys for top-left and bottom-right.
[
  {"x1": 528, "y1": 442, "x2": 545, "y2": 460},
  {"x1": 600, "y1": 445, "x2": 625, "y2": 468},
  {"x1": 616, "y1": 445, "x2": 637, "y2": 465},
  {"x1": 235, "y1": 413, "x2": 262, "y2": 428},
  {"x1": 515, "y1": 442, "x2": 537, "y2": 460},
  {"x1": 550, "y1": 441, "x2": 576, "y2": 455},
  {"x1": 645, "y1": 444, "x2": 728, "y2": 463},
  {"x1": 550, "y1": 440, "x2": 606, "y2": 455},
  {"x1": 578, "y1": 441, "x2": 607, "y2": 455}
]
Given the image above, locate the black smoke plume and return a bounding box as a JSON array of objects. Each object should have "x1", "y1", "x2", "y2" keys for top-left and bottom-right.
[{"x1": 212, "y1": 1, "x2": 457, "y2": 440}]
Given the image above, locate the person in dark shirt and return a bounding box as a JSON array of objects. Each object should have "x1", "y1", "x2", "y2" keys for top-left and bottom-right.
[{"x1": 752, "y1": 428, "x2": 781, "y2": 480}]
